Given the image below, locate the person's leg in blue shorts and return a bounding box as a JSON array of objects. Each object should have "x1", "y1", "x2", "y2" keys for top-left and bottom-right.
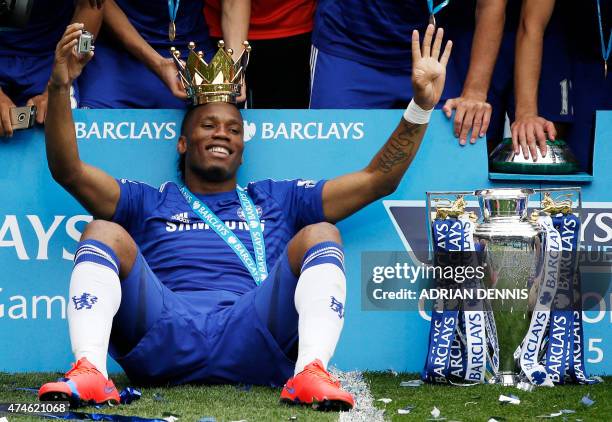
[
  {"x1": 0, "y1": 55, "x2": 54, "y2": 106},
  {"x1": 0, "y1": 54, "x2": 78, "y2": 136},
  {"x1": 204, "y1": 222, "x2": 354, "y2": 410},
  {"x1": 39, "y1": 220, "x2": 355, "y2": 411},
  {"x1": 309, "y1": 47, "x2": 461, "y2": 110},
  {"x1": 309, "y1": 47, "x2": 413, "y2": 109},
  {"x1": 108, "y1": 246, "x2": 223, "y2": 385},
  {"x1": 78, "y1": 42, "x2": 191, "y2": 109},
  {"x1": 565, "y1": 59, "x2": 612, "y2": 172},
  {"x1": 39, "y1": 220, "x2": 215, "y2": 404}
]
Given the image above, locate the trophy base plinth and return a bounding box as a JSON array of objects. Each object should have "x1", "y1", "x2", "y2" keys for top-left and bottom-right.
[
  {"x1": 490, "y1": 372, "x2": 520, "y2": 386},
  {"x1": 489, "y1": 139, "x2": 580, "y2": 174}
]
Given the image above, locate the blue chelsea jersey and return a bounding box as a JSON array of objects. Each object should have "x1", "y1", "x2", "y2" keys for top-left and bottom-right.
[
  {"x1": 114, "y1": 0, "x2": 212, "y2": 52},
  {"x1": 112, "y1": 178, "x2": 327, "y2": 295}
]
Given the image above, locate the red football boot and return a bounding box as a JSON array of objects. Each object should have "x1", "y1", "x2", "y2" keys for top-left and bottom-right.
[
  {"x1": 280, "y1": 359, "x2": 354, "y2": 411},
  {"x1": 39, "y1": 357, "x2": 120, "y2": 407}
]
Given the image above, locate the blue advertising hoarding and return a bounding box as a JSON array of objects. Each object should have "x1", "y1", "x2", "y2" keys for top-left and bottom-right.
[{"x1": 1, "y1": 109, "x2": 610, "y2": 375}]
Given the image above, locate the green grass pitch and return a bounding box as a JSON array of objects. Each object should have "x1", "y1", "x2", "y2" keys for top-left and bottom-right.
[{"x1": 1, "y1": 372, "x2": 610, "y2": 421}]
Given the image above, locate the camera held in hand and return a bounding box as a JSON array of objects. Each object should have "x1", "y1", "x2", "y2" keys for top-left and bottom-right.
[
  {"x1": 77, "y1": 30, "x2": 94, "y2": 54},
  {"x1": 9, "y1": 105, "x2": 36, "y2": 130},
  {"x1": 0, "y1": 0, "x2": 33, "y2": 28}
]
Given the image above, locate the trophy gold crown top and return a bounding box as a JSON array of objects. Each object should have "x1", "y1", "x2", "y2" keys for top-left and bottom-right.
[{"x1": 171, "y1": 40, "x2": 251, "y2": 105}]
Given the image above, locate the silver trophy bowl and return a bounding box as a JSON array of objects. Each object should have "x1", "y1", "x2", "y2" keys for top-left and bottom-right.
[{"x1": 472, "y1": 188, "x2": 544, "y2": 386}]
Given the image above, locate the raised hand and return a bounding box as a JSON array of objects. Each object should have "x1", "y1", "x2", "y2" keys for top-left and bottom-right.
[
  {"x1": 50, "y1": 23, "x2": 94, "y2": 88},
  {"x1": 411, "y1": 24, "x2": 452, "y2": 110}
]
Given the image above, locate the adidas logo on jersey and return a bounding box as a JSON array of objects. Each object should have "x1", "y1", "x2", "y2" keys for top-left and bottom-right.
[{"x1": 170, "y1": 212, "x2": 190, "y2": 223}]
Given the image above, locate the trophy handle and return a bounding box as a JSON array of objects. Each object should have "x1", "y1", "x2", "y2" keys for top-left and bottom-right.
[
  {"x1": 532, "y1": 187, "x2": 582, "y2": 217},
  {"x1": 533, "y1": 186, "x2": 581, "y2": 206},
  {"x1": 425, "y1": 190, "x2": 475, "y2": 261},
  {"x1": 432, "y1": 197, "x2": 453, "y2": 208}
]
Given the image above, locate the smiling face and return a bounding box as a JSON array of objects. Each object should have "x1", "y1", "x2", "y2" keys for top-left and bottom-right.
[{"x1": 178, "y1": 102, "x2": 244, "y2": 184}]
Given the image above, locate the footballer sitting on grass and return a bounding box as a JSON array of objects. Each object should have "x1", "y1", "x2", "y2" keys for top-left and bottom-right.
[{"x1": 38, "y1": 22, "x2": 451, "y2": 411}]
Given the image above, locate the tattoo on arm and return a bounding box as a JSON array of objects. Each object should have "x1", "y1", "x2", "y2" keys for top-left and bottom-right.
[{"x1": 376, "y1": 120, "x2": 425, "y2": 173}]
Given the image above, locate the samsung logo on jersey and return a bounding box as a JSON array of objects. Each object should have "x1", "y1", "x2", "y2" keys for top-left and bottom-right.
[
  {"x1": 166, "y1": 220, "x2": 267, "y2": 233},
  {"x1": 243, "y1": 121, "x2": 364, "y2": 142},
  {"x1": 74, "y1": 121, "x2": 177, "y2": 141}
]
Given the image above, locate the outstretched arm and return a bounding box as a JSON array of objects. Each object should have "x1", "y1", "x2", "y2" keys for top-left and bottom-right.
[
  {"x1": 322, "y1": 25, "x2": 452, "y2": 223},
  {"x1": 46, "y1": 23, "x2": 119, "y2": 220},
  {"x1": 512, "y1": 0, "x2": 556, "y2": 160},
  {"x1": 103, "y1": 0, "x2": 187, "y2": 99},
  {"x1": 442, "y1": 0, "x2": 506, "y2": 144}
]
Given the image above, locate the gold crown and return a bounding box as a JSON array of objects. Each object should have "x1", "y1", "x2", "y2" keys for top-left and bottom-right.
[{"x1": 171, "y1": 40, "x2": 251, "y2": 105}]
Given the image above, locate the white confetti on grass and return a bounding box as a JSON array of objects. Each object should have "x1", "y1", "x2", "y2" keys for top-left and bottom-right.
[
  {"x1": 329, "y1": 367, "x2": 385, "y2": 422},
  {"x1": 398, "y1": 406, "x2": 414, "y2": 415},
  {"x1": 400, "y1": 379, "x2": 424, "y2": 388},
  {"x1": 580, "y1": 394, "x2": 595, "y2": 407},
  {"x1": 499, "y1": 394, "x2": 521, "y2": 405},
  {"x1": 536, "y1": 412, "x2": 564, "y2": 418},
  {"x1": 535, "y1": 411, "x2": 577, "y2": 419}
]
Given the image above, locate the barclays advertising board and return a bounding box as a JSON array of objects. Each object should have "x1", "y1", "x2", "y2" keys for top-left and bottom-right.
[{"x1": 0, "y1": 109, "x2": 611, "y2": 375}]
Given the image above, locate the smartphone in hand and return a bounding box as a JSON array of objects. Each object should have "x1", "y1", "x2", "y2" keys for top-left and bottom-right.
[{"x1": 10, "y1": 105, "x2": 36, "y2": 130}]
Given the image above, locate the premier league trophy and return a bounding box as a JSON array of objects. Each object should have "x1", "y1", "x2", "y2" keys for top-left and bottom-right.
[
  {"x1": 472, "y1": 188, "x2": 543, "y2": 386},
  {"x1": 422, "y1": 187, "x2": 594, "y2": 387}
]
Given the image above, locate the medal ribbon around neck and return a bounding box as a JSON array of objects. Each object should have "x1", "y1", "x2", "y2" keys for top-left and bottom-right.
[
  {"x1": 597, "y1": 0, "x2": 611, "y2": 77},
  {"x1": 427, "y1": 0, "x2": 450, "y2": 26},
  {"x1": 168, "y1": 0, "x2": 180, "y2": 41},
  {"x1": 179, "y1": 185, "x2": 269, "y2": 286}
]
